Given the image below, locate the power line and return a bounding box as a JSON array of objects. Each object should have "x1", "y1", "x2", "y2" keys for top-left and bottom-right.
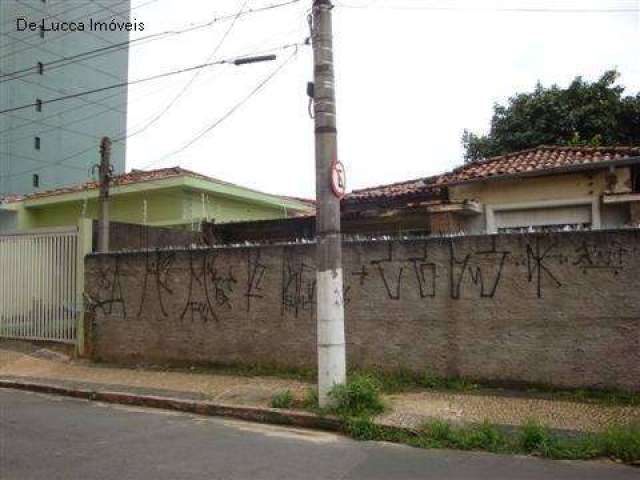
[
  {"x1": 123, "y1": 0, "x2": 252, "y2": 140},
  {"x1": 335, "y1": 0, "x2": 640, "y2": 13},
  {"x1": 141, "y1": 48, "x2": 300, "y2": 170},
  {"x1": 0, "y1": 43, "x2": 296, "y2": 115},
  {"x1": 12, "y1": 0, "x2": 132, "y2": 48},
  {"x1": 0, "y1": 20, "x2": 306, "y2": 138},
  {"x1": 0, "y1": 43, "x2": 303, "y2": 180},
  {"x1": 3, "y1": 67, "x2": 218, "y2": 144},
  {"x1": 0, "y1": 0, "x2": 156, "y2": 62},
  {"x1": 0, "y1": 0, "x2": 302, "y2": 83}
]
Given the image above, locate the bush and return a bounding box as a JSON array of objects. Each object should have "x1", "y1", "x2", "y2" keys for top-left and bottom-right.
[
  {"x1": 329, "y1": 374, "x2": 386, "y2": 418},
  {"x1": 600, "y1": 424, "x2": 640, "y2": 463},
  {"x1": 419, "y1": 420, "x2": 509, "y2": 452},
  {"x1": 519, "y1": 419, "x2": 555, "y2": 455},
  {"x1": 302, "y1": 387, "x2": 320, "y2": 410},
  {"x1": 344, "y1": 416, "x2": 381, "y2": 441},
  {"x1": 270, "y1": 390, "x2": 294, "y2": 409},
  {"x1": 460, "y1": 421, "x2": 509, "y2": 452}
]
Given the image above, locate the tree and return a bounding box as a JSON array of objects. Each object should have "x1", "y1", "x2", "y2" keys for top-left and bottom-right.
[{"x1": 462, "y1": 70, "x2": 640, "y2": 163}]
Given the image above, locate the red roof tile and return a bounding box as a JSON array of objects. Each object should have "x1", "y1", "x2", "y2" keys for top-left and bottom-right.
[
  {"x1": 435, "y1": 145, "x2": 640, "y2": 186},
  {"x1": 346, "y1": 145, "x2": 640, "y2": 204},
  {"x1": 22, "y1": 167, "x2": 212, "y2": 201},
  {"x1": 15, "y1": 167, "x2": 313, "y2": 211},
  {"x1": 347, "y1": 177, "x2": 444, "y2": 204}
]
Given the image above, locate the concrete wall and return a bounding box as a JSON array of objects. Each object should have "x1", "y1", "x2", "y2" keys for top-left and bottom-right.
[
  {"x1": 92, "y1": 221, "x2": 204, "y2": 252},
  {"x1": 86, "y1": 230, "x2": 640, "y2": 392},
  {"x1": 0, "y1": 209, "x2": 17, "y2": 231}
]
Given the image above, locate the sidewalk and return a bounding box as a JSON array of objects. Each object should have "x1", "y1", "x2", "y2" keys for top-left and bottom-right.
[{"x1": 1, "y1": 340, "x2": 638, "y2": 434}]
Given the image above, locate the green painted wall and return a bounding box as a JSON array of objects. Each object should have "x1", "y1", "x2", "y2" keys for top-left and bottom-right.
[{"x1": 7, "y1": 186, "x2": 304, "y2": 231}]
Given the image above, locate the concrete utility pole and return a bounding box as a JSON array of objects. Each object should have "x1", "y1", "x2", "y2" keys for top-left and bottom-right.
[
  {"x1": 312, "y1": 0, "x2": 347, "y2": 407},
  {"x1": 97, "y1": 136, "x2": 112, "y2": 253}
]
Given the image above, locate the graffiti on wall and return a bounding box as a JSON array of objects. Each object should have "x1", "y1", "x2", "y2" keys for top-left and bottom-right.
[
  {"x1": 281, "y1": 251, "x2": 316, "y2": 318},
  {"x1": 137, "y1": 250, "x2": 175, "y2": 319},
  {"x1": 180, "y1": 251, "x2": 237, "y2": 323},
  {"x1": 89, "y1": 233, "x2": 638, "y2": 323},
  {"x1": 91, "y1": 255, "x2": 126, "y2": 317},
  {"x1": 369, "y1": 242, "x2": 438, "y2": 301}
]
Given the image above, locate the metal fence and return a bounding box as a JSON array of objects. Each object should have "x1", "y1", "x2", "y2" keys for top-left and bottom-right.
[{"x1": 0, "y1": 227, "x2": 78, "y2": 343}]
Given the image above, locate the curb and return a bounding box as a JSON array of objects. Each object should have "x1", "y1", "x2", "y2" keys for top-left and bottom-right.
[
  {"x1": 0, "y1": 378, "x2": 590, "y2": 442},
  {"x1": 0, "y1": 379, "x2": 344, "y2": 433}
]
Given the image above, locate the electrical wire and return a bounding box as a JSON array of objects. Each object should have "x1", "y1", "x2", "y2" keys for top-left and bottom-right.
[
  {"x1": 0, "y1": 42, "x2": 304, "y2": 180},
  {"x1": 122, "y1": 0, "x2": 252, "y2": 141},
  {"x1": 0, "y1": 0, "x2": 158, "y2": 62},
  {"x1": 334, "y1": 0, "x2": 640, "y2": 13},
  {"x1": 0, "y1": 48, "x2": 284, "y2": 115},
  {"x1": 139, "y1": 47, "x2": 300, "y2": 170},
  {"x1": 0, "y1": 0, "x2": 302, "y2": 83}
]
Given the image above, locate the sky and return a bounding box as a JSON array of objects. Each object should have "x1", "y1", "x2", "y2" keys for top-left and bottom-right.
[{"x1": 125, "y1": 0, "x2": 640, "y2": 199}]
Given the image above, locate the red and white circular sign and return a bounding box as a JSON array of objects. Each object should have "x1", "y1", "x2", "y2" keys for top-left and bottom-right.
[{"x1": 330, "y1": 158, "x2": 347, "y2": 199}]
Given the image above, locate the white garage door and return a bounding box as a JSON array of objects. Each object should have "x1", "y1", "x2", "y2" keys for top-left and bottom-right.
[{"x1": 495, "y1": 204, "x2": 592, "y2": 232}]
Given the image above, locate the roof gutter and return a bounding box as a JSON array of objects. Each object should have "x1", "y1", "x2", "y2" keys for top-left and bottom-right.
[{"x1": 443, "y1": 156, "x2": 640, "y2": 187}]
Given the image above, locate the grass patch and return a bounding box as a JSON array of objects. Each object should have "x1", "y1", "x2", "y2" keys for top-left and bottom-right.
[
  {"x1": 352, "y1": 368, "x2": 478, "y2": 394},
  {"x1": 329, "y1": 373, "x2": 386, "y2": 418},
  {"x1": 354, "y1": 368, "x2": 639, "y2": 408},
  {"x1": 534, "y1": 387, "x2": 640, "y2": 408},
  {"x1": 600, "y1": 424, "x2": 640, "y2": 463},
  {"x1": 341, "y1": 417, "x2": 640, "y2": 464},
  {"x1": 111, "y1": 359, "x2": 639, "y2": 408},
  {"x1": 297, "y1": 374, "x2": 640, "y2": 465},
  {"x1": 302, "y1": 387, "x2": 319, "y2": 410},
  {"x1": 418, "y1": 420, "x2": 511, "y2": 453},
  {"x1": 270, "y1": 390, "x2": 294, "y2": 409}
]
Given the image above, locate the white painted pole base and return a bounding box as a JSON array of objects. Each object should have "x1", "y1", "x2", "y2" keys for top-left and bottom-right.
[{"x1": 317, "y1": 268, "x2": 347, "y2": 407}]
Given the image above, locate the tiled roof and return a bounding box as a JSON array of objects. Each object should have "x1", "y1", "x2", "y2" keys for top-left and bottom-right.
[
  {"x1": 14, "y1": 167, "x2": 313, "y2": 211},
  {"x1": 346, "y1": 145, "x2": 640, "y2": 204},
  {"x1": 22, "y1": 167, "x2": 212, "y2": 201},
  {"x1": 435, "y1": 145, "x2": 640, "y2": 186},
  {"x1": 0, "y1": 194, "x2": 24, "y2": 204},
  {"x1": 347, "y1": 177, "x2": 444, "y2": 204}
]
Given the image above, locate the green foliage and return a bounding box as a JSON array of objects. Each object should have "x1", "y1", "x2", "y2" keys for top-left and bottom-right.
[
  {"x1": 328, "y1": 374, "x2": 386, "y2": 418},
  {"x1": 462, "y1": 70, "x2": 640, "y2": 162},
  {"x1": 354, "y1": 368, "x2": 478, "y2": 394},
  {"x1": 302, "y1": 387, "x2": 321, "y2": 411},
  {"x1": 344, "y1": 416, "x2": 382, "y2": 441},
  {"x1": 599, "y1": 424, "x2": 640, "y2": 463},
  {"x1": 270, "y1": 390, "x2": 294, "y2": 409},
  {"x1": 519, "y1": 419, "x2": 554, "y2": 455},
  {"x1": 340, "y1": 414, "x2": 639, "y2": 464},
  {"x1": 418, "y1": 420, "x2": 510, "y2": 453}
]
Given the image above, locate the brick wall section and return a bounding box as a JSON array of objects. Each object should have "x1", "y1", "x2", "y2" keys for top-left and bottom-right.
[
  {"x1": 630, "y1": 202, "x2": 640, "y2": 225},
  {"x1": 429, "y1": 212, "x2": 465, "y2": 235},
  {"x1": 92, "y1": 221, "x2": 204, "y2": 252},
  {"x1": 85, "y1": 230, "x2": 640, "y2": 392}
]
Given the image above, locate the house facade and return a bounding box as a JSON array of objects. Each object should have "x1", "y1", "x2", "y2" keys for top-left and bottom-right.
[
  {"x1": 438, "y1": 146, "x2": 640, "y2": 234},
  {"x1": 0, "y1": 167, "x2": 314, "y2": 232},
  {"x1": 349, "y1": 145, "x2": 640, "y2": 236},
  {"x1": 208, "y1": 146, "x2": 640, "y2": 244}
]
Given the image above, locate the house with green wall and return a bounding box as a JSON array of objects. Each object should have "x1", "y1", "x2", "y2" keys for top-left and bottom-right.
[{"x1": 0, "y1": 167, "x2": 314, "y2": 231}]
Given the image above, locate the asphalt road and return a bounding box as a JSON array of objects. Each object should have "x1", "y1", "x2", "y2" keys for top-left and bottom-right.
[{"x1": 0, "y1": 389, "x2": 637, "y2": 480}]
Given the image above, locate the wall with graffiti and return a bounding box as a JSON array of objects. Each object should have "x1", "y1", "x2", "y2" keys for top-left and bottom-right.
[{"x1": 85, "y1": 230, "x2": 640, "y2": 392}]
